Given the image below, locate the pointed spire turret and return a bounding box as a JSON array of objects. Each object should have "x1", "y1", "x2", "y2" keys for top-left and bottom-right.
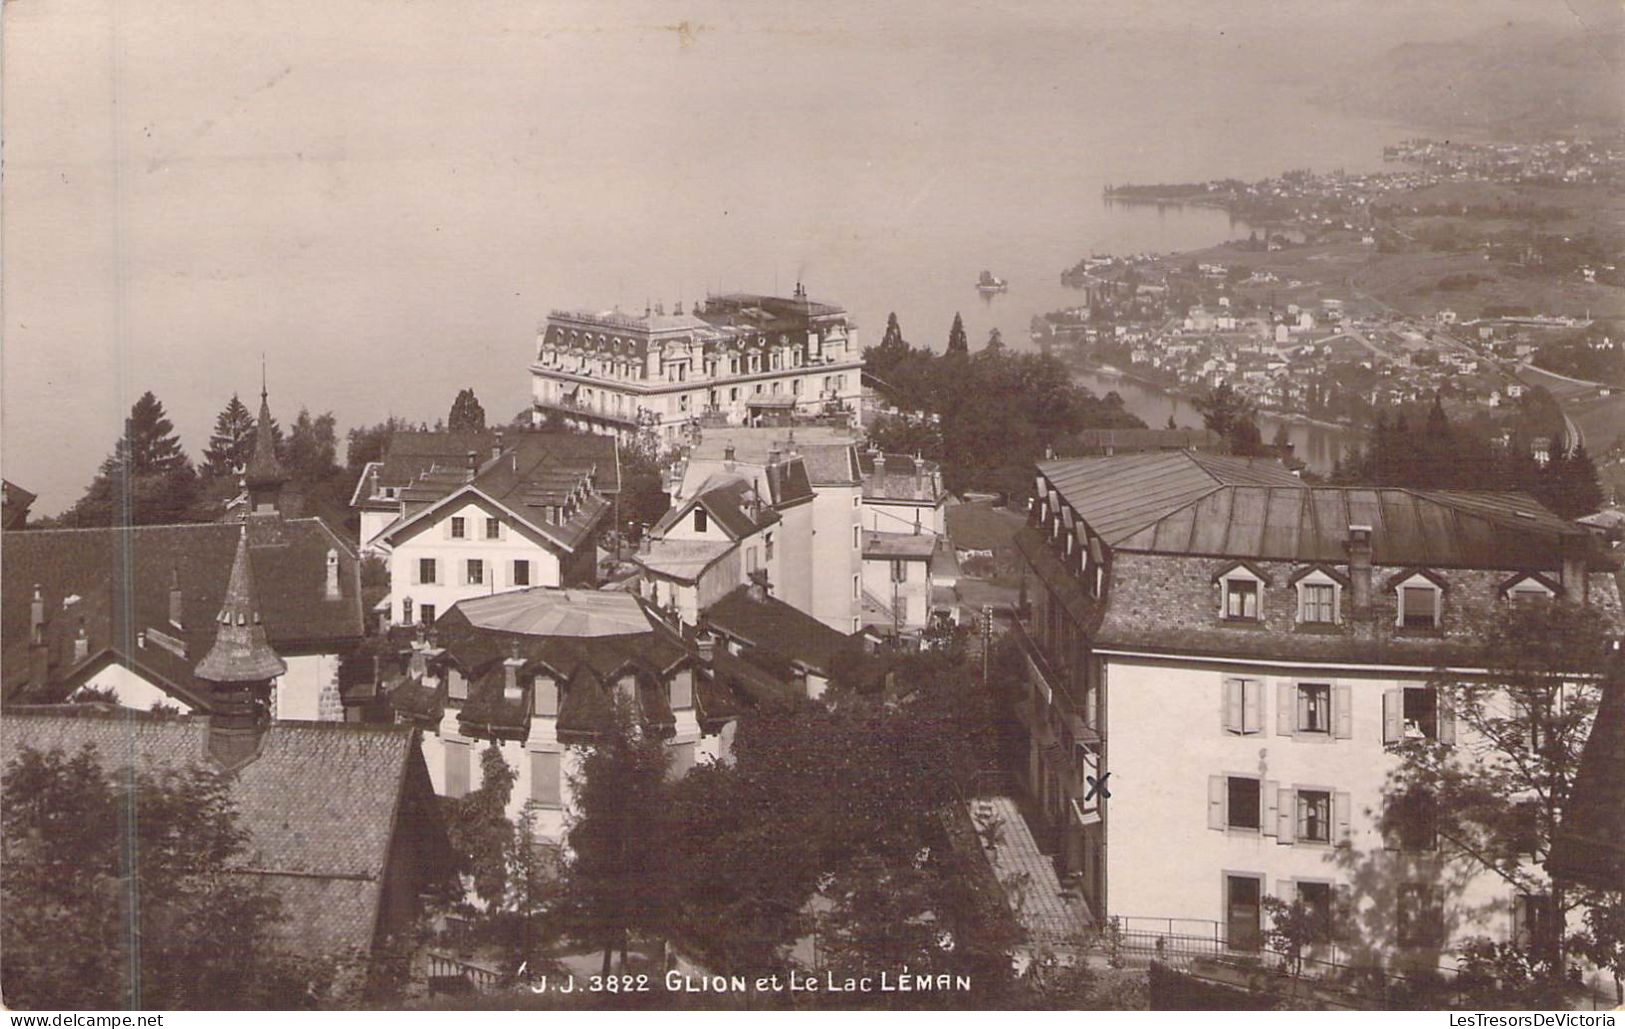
[
  {"x1": 195, "y1": 527, "x2": 287, "y2": 685},
  {"x1": 243, "y1": 371, "x2": 288, "y2": 515}
]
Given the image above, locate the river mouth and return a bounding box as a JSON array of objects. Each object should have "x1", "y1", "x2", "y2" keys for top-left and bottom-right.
[{"x1": 1069, "y1": 368, "x2": 1363, "y2": 476}]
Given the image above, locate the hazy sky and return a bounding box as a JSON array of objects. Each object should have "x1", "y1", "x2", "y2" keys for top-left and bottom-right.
[{"x1": 3, "y1": 0, "x2": 1616, "y2": 515}]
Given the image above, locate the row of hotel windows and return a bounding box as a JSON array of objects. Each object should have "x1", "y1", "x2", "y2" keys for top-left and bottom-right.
[
  {"x1": 1219, "y1": 678, "x2": 1455, "y2": 744},
  {"x1": 1209, "y1": 776, "x2": 1442, "y2": 851},
  {"x1": 412, "y1": 557, "x2": 532, "y2": 588},
  {"x1": 540, "y1": 347, "x2": 841, "y2": 383}
]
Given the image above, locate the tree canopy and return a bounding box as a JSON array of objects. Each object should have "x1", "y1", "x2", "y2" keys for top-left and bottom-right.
[
  {"x1": 449, "y1": 388, "x2": 488, "y2": 434},
  {"x1": 864, "y1": 319, "x2": 1143, "y2": 497},
  {"x1": 65, "y1": 391, "x2": 198, "y2": 526},
  {"x1": 1, "y1": 744, "x2": 341, "y2": 1008}
]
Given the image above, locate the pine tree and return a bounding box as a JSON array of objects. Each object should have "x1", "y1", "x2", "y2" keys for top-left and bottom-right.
[
  {"x1": 66, "y1": 392, "x2": 198, "y2": 526},
  {"x1": 116, "y1": 392, "x2": 189, "y2": 475},
  {"x1": 202, "y1": 394, "x2": 256, "y2": 478},
  {"x1": 1564, "y1": 444, "x2": 1604, "y2": 517},
  {"x1": 946, "y1": 313, "x2": 969, "y2": 357},
  {"x1": 448, "y1": 388, "x2": 487, "y2": 434},
  {"x1": 880, "y1": 312, "x2": 905, "y2": 351},
  {"x1": 985, "y1": 327, "x2": 1005, "y2": 352}
]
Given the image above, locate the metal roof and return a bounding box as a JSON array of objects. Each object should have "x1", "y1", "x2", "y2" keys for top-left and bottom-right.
[{"x1": 1037, "y1": 451, "x2": 1304, "y2": 545}]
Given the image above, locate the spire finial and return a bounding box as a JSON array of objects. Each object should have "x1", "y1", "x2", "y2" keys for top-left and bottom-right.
[{"x1": 260, "y1": 352, "x2": 267, "y2": 404}]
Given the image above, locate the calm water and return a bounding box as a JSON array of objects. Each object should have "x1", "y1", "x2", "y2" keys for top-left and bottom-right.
[
  {"x1": 1071, "y1": 371, "x2": 1364, "y2": 475},
  {"x1": 3, "y1": 3, "x2": 1413, "y2": 512}
]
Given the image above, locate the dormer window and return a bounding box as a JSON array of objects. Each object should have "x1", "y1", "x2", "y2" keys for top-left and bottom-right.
[
  {"x1": 1501, "y1": 573, "x2": 1557, "y2": 607},
  {"x1": 1215, "y1": 563, "x2": 1268, "y2": 622},
  {"x1": 1393, "y1": 571, "x2": 1445, "y2": 629},
  {"x1": 1291, "y1": 566, "x2": 1348, "y2": 625},
  {"x1": 450, "y1": 516, "x2": 466, "y2": 539},
  {"x1": 693, "y1": 507, "x2": 708, "y2": 533}
]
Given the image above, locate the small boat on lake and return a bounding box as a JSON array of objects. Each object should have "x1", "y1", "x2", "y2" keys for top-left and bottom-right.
[{"x1": 976, "y1": 270, "x2": 1008, "y2": 295}]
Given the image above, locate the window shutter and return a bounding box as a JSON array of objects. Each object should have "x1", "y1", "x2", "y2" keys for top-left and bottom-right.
[
  {"x1": 1335, "y1": 685, "x2": 1353, "y2": 739},
  {"x1": 1334, "y1": 791, "x2": 1352, "y2": 844},
  {"x1": 1511, "y1": 895, "x2": 1527, "y2": 946},
  {"x1": 530, "y1": 750, "x2": 561, "y2": 807},
  {"x1": 1438, "y1": 695, "x2": 1457, "y2": 746},
  {"x1": 456, "y1": 560, "x2": 466, "y2": 586},
  {"x1": 1223, "y1": 679, "x2": 1243, "y2": 733},
  {"x1": 1277, "y1": 786, "x2": 1295, "y2": 843},
  {"x1": 410, "y1": 559, "x2": 421, "y2": 585},
  {"x1": 1243, "y1": 679, "x2": 1263, "y2": 734},
  {"x1": 1381, "y1": 796, "x2": 1400, "y2": 851},
  {"x1": 1277, "y1": 683, "x2": 1295, "y2": 736},
  {"x1": 444, "y1": 740, "x2": 470, "y2": 799},
  {"x1": 1262, "y1": 780, "x2": 1280, "y2": 836},
  {"x1": 1208, "y1": 775, "x2": 1226, "y2": 830},
  {"x1": 442, "y1": 516, "x2": 452, "y2": 539},
  {"x1": 1382, "y1": 688, "x2": 1403, "y2": 745}
]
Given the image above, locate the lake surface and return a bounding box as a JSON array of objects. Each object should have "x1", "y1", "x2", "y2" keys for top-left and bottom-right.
[
  {"x1": 1070, "y1": 370, "x2": 1364, "y2": 475},
  {"x1": 3, "y1": 2, "x2": 1413, "y2": 512}
]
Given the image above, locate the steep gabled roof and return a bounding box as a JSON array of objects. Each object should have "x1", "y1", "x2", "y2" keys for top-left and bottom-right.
[
  {"x1": 0, "y1": 710, "x2": 437, "y2": 957},
  {"x1": 704, "y1": 585, "x2": 859, "y2": 675},
  {"x1": 653, "y1": 476, "x2": 778, "y2": 541},
  {"x1": 3, "y1": 519, "x2": 364, "y2": 702}
]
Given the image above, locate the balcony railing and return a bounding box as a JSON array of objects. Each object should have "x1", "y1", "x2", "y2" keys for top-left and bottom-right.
[
  {"x1": 1008, "y1": 615, "x2": 1098, "y2": 742},
  {"x1": 533, "y1": 396, "x2": 640, "y2": 427}
]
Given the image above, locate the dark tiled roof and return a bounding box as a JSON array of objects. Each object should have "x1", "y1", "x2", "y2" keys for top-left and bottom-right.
[
  {"x1": 764, "y1": 457, "x2": 815, "y2": 507},
  {"x1": 2, "y1": 520, "x2": 364, "y2": 701},
  {"x1": 858, "y1": 451, "x2": 946, "y2": 504},
  {"x1": 1549, "y1": 679, "x2": 1625, "y2": 890},
  {"x1": 704, "y1": 585, "x2": 860, "y2": 675},
  {"x1": 798, "y1": 443, "x2": 860, "y2": 485},
  {"x1": 457, "y1": 667, "x2": 532, "y2": 739},
  {"x1": 2, "y1": 480, "x2": 36, "y2": 530},
  {"x1": 0, "y1": 709, "x2": 436, "y2": 957},
  {"x1": 653, "y1": 477, "x2": 779, "y2": 540}
]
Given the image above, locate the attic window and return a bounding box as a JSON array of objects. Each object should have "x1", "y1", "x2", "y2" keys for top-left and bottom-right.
[
  {"x1": 1294, "y1": 569, "x2": 1343, "y2": 625},
  {"x1": 1503, "y1": 574, "x2": 1555, "y2": 606},
  {"x1": 1396, "y1": 575, "x2": 1443, "y2": 629},
  {"x1": 694, "y1": 507, "x2": 708, "y2": 533},
  {"x1": 1217, "y1": 566, "x2": 1266, "y2": 622}
]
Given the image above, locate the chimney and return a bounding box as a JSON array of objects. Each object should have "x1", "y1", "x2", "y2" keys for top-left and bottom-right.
[
  {"x1": 72, "y1": 622, "x2": 89, "y2": 664},
  {"x1": 168, "y1": 567, "x2": 184, "y2": 628},
  {"x1": 873, "y1": 451, "x2": 886, "y2": 479},
  {"x1": 675, "y1": 300, "x2": 684, "y2": 316},
  {"x1": 767, "y1": 446, "x2": 781, "y2": 468},
  {"x1": 747, "y1": 568, "x2": 770, "y2": 604},
  {"x1": 696, "y1": 630, "x2": 715, "y2": 662},
  {"x1": 1347, "y1": 525, "x2": 1373, "y2": 617},
  {"x1": 1561, "y1": 534, "x2": 1590, "y2": 604},
  {"x1": 492, "y1": 430, "x2": 505, "y2": 462},
  {"x1": 503, "y1": 649, "x2": 526, "y2": 701},
  {"x1": 724, "y1": 444, "x2": 736, "y2": 470},
  {"x1": 914, "y1": 455, "x2": 927, "y2": 498},
  {"x1": 29, "y1": 584, "x2": 44, "y2": 645},
  {"x1": 406, "y1": 645, "x2": 427, "y2": 679},
  {"x1": 325, "y1": 549, "x2": 341, "y2": 600},
  {"x1": 465, "y1": 450, "x2": 478, "y2": 480},
  {"x1": 786, "y1": 428, "x2": 798, "y2": 456}
]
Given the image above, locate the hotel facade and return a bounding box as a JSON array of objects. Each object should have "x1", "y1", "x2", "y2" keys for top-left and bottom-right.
[
  {"x1": 530, "y1": 288, "x2": 865, "y2": 444},
  {"x1": 1010, "y1": 450, "x2": 1621, "y2": 970}
]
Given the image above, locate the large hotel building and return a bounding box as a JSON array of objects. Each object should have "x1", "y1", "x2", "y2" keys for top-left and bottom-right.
[{"x1": 530, "y1": 286, "x2": 865, "y2": 443}]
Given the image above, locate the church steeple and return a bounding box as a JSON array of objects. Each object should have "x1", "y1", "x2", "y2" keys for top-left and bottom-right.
[
  {"x1": 194, "y1": 526, "x2": 286, "y2": 771},
  {"x1": 243, "y1": 373, "x2": 287, "y2": 514}
]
